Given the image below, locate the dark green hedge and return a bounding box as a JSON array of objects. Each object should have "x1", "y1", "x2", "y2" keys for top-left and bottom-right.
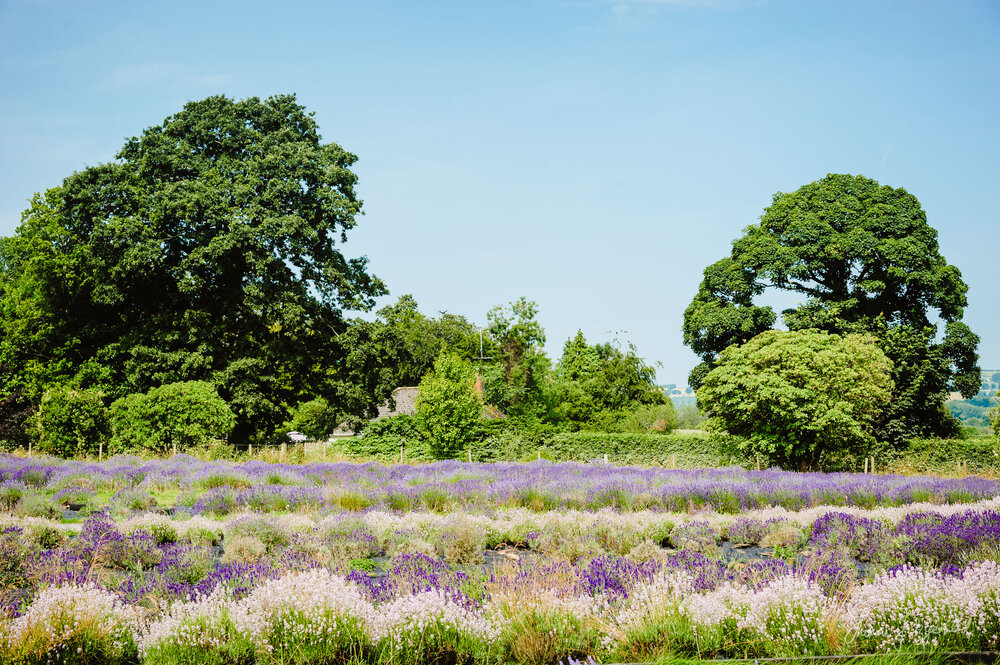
[
  {"x1": 336, "y1": 416, "x2": 999, "y2": 474},
  {"x1": 540, "y1": 432, "x2": 734, "y2": 467},
  {"x1": 879, "y1": 435, "x2": 998, "y2": 475}
]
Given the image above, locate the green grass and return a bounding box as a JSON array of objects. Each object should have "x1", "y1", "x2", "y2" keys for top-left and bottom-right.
[{"x1": 649, "y1": 652, "x2": 994, "y2": 665}]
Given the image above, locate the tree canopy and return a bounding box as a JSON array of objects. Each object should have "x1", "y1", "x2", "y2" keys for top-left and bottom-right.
[
  {"x1": 483, "y1": 298, "x2": 549, "y2": 417},
  {"x1": 683, "y1": 174, "x2": 980, "y2": 442},
  {"x1": 550, "y1": 331, "x2": 669, "y2": 429},
  {"x1": 698, "y1": 329, "x2": 893, "y2": 470},
  {"x1": 414, "y1": 351, "x2": 482, "y2": 459},
  {"x1": 109, "y1": 381, "x2": 235, "y2": 455},
  {"x1": 0, "y1": 94, "x2": 385, "y2": 445}
]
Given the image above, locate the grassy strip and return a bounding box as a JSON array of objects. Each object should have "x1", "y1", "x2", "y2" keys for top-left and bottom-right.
[{"x1": 645, "y1": 652, "x2": 1000, "y2": 664}]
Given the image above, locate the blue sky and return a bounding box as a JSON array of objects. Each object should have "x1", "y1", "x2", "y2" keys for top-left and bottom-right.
[{"x1": 1, "y1": 0, "x2": 998, "y2": 383}]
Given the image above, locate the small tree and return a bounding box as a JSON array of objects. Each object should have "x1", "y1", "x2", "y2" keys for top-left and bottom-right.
[
  {"x1": 110, "y1": 381, "x2": 235, "y2": 454},
  {"x1": 415, "y1": 352, "x2": 482, "y2": 459},
  {"x1": 287, "y1": 398, "x2": 340, "y2": 440},
  {"x1": 697, "y1": 329, "x2": 893, "y2": 470},
  {"x1": 622, "y1": 402, "x2": 679, "y2": 434},
  {"x1": 33, "y1": 385, "x2": 109, "y2": 458}
]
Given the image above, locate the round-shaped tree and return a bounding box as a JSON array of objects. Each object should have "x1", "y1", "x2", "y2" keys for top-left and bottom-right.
[
  {"x1": 109, "y1": 381, "x2": 235, "y2": 454},
  {"x1": 697, "y1": 329, "x2": 893, "y2": 470},
  {"x1": 0, "y1": 95, "x2": 385, "y2": 446},
  {"x1": 33, "y1": 385, "x2": 109, "y2": 458},
  {"x1": 684, "y1": 173, "x2": 979, "y2": 444}
]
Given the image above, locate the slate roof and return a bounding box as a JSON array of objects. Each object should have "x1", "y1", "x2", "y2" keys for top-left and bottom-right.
[{"x1": 374, "y1": 386, "x2": 420, "y2": 419}]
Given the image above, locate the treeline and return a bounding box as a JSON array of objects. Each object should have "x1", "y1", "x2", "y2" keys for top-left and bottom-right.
[
  {"x1": 0, "y1": 293, "x2": 677, "y2": 458},
  {"x1": 244, "y1": 294, "x2": 680, "y2": 459},
  {"x1": 0, "y1": 95, "x2": 681, "y2": 459}
]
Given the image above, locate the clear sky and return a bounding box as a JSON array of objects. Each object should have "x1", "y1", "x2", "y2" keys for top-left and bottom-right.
[{"x1": 1, "y1": 0, "x2": 998, "y2": 384}]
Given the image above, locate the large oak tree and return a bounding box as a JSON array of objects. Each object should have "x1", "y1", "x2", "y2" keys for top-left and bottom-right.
[
  {"x1": 0, "y1": 94, "x2": 386, "y2": 445},
  {"x1": 683, "y1": 174, "x2": 980, "y2": 443}
]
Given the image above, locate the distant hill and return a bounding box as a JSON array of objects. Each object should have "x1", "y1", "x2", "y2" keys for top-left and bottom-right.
[{"x1": 947, "y1": 369, "x2": 997, "y2": 428}]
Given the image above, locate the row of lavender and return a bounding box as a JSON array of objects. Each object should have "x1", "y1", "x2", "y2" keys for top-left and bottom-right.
[
  {"x1": 3, "y1": 500, "x2": 1000, "y2": 662},
  {"x1": 3, "y1": 453, "x2": 999, "y2": 515},
  {"x1": 8, "y1": 563, "x2": 1000, "y2": 664},
  {"x1": 2, "y1": 534, "x2": 1000, "y2": 661}
]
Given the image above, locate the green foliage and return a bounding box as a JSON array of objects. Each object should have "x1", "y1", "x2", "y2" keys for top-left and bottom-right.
[
  {"x1": 350, "y1": 414, "x2": 430, "y2": 461},
  {"x1": 621, "y1": 402, "x2": 679, "y2": 434},
  {"x1": 549, "y1": 330, "x2": 668, "y2": 430},
  {"x1": 286, "y1": 398, "x2": 339, "y2": 440},
  {"x1": 698, "y1": 329, "x2": 893, "y2": 470},
  {"x1": 683, "y1": 173, "x2": 980, "y2": 444},
  {"x1": 675, "y1": 402, "x2": 707, "y2": 429},
  {"x1": 493, "y1": 431, "x2": 726, "y2": 467},
  {"x1": 32, "y1": 385, "x2": 109, "y2": 458},
  {"x1": 992, "y1": 391, "x2": 1000, "y2": 454},
  {"x1": 485, "y1": 298, "x2": 549, "y2": 416},
  {"x1": 0, "y1": 94, "x2": 385, "y2": 446},
  {"x1": 377, "y1": 294, "x2": 489, "y2": 386},
  {"x1": 0, "y1": 379, "x2": 33, "y2": 451},
  {"x1": 414, "y1": 352, "x2": 483, "y2": 459},
  {"x1": 879, "y1": 435, "x2": 999, "y2": 475},
  {"x1": 109, "y1": 381, "x2": 235, "y2": 454},
  {"x1": 948, "y1": 398, "x2": 992, "y2": 429}
]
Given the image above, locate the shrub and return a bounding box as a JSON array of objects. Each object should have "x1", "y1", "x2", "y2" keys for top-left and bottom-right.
[
  {"x1": 542, "y1": 432, "x2": 725, "y2": 467},
  {"x1": 726, "y1": 517, "x2": 791, "y2": 546},
  {"x1": 415, "y1": 351, "x2": 483, "y2": 459},
  {"x1": 14, "y1": 492, "x2": 59, "y2": 520},
  {"x1": 622, "y1": 402, "x2": 679, "y2": 434},
  {"x1": 32, "y1": 385, "x2": 109, "y2": 458},
  {"x1": 232, "y1": 570, "x2": 374, "y2": 663},
  {"x1": 1, "y1": 584, "x2": 139, "y2": 664},
  {"x1": 0, "y1": 482, "x2": 25, "y2": 511},
  {"x1": 351, "y1": 414, "x2": 428, "y2": 461},
  {"x1": 437, "y1": 519, "x2": 487, "y2": 564},
  {"x1": 26, "y1": 523, "x2": 67, "y2": 549},
  {"x1": 126, "y1": 521, "x2": 177, "y2": 546},
  {"x1": 991, "y1": 390, "x2": 1000, "y2": 458},
  {"x1": 109, "y1": 381, "x2": 235, "y2": 454},
  {"x1": 286, "y1": 397, "x2": 340, "y2": 440},
  {"x1": 220, "y1": 534, "x2": 267, "y2": 565},
  {"x1": 627, "y1": 539, "x2": 666, "y2": 562},
  {"x1": 670, "y1": 521, "x2": 720, "y2": 557},
  {"x1": 698, "y1": 330, "x2": 893, "y2": 471},
  {"x1": 183, "y1": 525, "x2": 221, "y2": 548}
]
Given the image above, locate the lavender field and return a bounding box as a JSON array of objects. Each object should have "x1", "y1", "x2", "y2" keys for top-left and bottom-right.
[{"x1": 2, "y1": 453, "x2": 1000, "y2": 664}]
